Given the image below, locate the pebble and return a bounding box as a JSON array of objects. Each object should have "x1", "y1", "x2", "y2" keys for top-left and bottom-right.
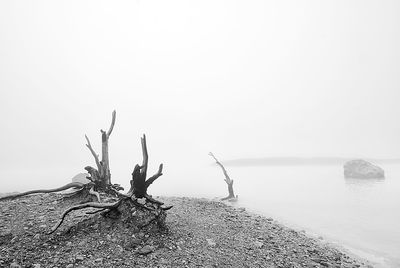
[
  {"x1": 9, "y1": 263, "x2": 21, "y2": 268},
  {"x1": 75, "y1": 255, "x2": 84, "y2": 262},
  {"x1": 138, "y1": 245, "x2": 154, "y2": 255},
  {"x1": 94, "y1": 258, "x2": 103, "y2": 264},
  {"x1": 254, "y1": 241, "x2": 263, "y2": 248},
  {"x1": 206, "y1": 239, "x2": 216, "y2": 247},
  {"x1": 137, "y1": 198, "x2": 146, "y2": 205}
]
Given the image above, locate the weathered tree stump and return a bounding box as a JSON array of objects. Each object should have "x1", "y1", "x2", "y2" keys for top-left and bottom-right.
[{"x1": 209, "y1": 152, "x2": 237, "y2": 201}]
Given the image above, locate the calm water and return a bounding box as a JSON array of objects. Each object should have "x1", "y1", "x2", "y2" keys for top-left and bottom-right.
[
  {"x1": 229, "y1": 164, "x2": 400, "y2": 268},
  {"x1": 2, "y1": 162, "x2": 400, "y2": 267},
  {"x1": 155, "y1": 162, "x2": 400, "y2": 268}
]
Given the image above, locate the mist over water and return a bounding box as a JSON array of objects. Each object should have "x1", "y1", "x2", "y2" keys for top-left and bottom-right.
[
  {"x1": 159, "y1": 161, "x2": 400, "y2": 267},
  {"x1": 1, "y1": 0, "x2": 400, "y2": 267}
]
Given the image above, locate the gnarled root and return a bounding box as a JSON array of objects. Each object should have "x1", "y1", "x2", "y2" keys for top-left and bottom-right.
[
  {"x1": 0, "y1": 182, "x2": 85, "y2": 201},
  {"x1": 89, "y1": 186, "x2": 101, "y2": 202},
  {"x1": 49, "y1": 199, "x2": 123, "y2": 234}
]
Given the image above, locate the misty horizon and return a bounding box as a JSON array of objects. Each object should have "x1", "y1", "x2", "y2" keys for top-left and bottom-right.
[
  {"x1": 0, "y1": 1, "x2": 399, "y2": 266},
  {"x1": 217, "y1": 156, "x2": 400, "y2": 167}
]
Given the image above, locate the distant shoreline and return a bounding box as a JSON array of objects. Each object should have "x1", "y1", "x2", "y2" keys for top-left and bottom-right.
[{"x1": 219, "y1": 157, "x2": 400, "y2": 166}]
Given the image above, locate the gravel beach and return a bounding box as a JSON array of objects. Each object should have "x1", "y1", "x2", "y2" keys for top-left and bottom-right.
[{"x1": 0, "y1": 193, "x2": 372, "y2": 268}]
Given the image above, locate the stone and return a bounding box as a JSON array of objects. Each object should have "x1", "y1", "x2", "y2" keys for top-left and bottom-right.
[
  {"x1": 71, "y1": 173, "x2": 90, "y2": 184},
  {"x1": 94, "y1": 258, "x2": 103, "y2": 264},
  {"x1": 254, "y1": 241, "x2": 263, "y2": 248},
  {"x1": 138, "y1": 245, "x2": 154, "y2": 255},
  {"x1": 344, "y1": 159, "x2": 384, "y2": 179},
  {"x1": 137, "y1": 198, "x2": 146, "y2": 205},
  {"x1": 75, "y1": 255, "x2": 84, "y2": 262},
  {"x1": 32, "y1": 264, "x2": 41, "y2": 268},
  {"x1": 206, "y1": 239, "x2": 216, "y2": 247},
  {"x1": 9, "y1": 263, "x2": 21, "y2": 268}
]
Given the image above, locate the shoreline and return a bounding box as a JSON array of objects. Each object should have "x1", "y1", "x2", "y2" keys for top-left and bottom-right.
[
  {"x1": 229, "y1": 199, "x2": 391, "y2": 268},
  {"x1": 0, "y1": 194, "x2": 374, "y2": 267}
]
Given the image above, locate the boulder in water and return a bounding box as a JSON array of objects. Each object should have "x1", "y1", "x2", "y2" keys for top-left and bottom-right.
[{"x1": 343, "y1": 159, "x2": 384, "y2": 178}]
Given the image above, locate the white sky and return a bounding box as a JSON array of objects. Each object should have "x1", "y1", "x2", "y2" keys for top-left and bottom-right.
[{"x1": 0, "y1": 1, "x2": 399, "y2": 190}]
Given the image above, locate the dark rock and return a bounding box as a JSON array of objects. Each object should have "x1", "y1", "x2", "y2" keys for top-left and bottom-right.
[{"x1": 344, "y1": 159, "x2": 384, "y2": 178}]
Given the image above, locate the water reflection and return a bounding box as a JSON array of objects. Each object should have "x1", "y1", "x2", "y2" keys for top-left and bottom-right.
[{"x1": 344, "y1": 177, "x2": 385, "y2": 187}]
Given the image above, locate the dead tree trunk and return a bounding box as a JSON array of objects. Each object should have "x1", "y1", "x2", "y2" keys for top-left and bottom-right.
[
  {"x1": 128, "y1": 135, "x2": 163, "y2": 201},
  {"x1": 85, "y1": 110, "x2": 118, "y2": 190},
  {"x1": 209, "y1": 152, "x2": 237, "y2": 201}
]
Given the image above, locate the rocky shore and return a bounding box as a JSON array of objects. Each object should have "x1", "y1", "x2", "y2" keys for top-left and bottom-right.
[{"x1": 0, "y1": 194, "x2": 372, "y2": 268}]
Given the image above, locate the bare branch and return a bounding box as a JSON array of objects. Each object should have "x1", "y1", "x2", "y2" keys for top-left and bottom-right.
[
  {"x1": 141, "y1": 134, "x2": 148, "y2": 177},
  {"x1": 49, "y1": 200, "x2": 123, "y2": 234},
  {"x1": 85, "y1": 135, "x2": 101, "y2": 171},
  {"x1": 145, "y1": 164, "x2": 163, "y2": 188},
  {"x1": 107, "y1": 110, "x2": 116, "y2": 137},
  {"x1": 0, "y1": 182, "x2": 85, "y2": 201},
  {"x1": 209, "y1": 152, "x2": 232, "y2": 183}
]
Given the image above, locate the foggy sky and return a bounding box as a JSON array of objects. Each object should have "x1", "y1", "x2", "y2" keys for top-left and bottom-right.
[{"x1": 0, "y1": 1, "x2": 399, "y2": 191}]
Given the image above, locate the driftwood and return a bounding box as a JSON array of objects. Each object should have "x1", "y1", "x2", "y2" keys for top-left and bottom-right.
[
  {"x1": 209, "y1": 152, "x2": 237, "y2": 201},
  {"x1": 48, "y1": 133, "x2": 172, "y2": 234},
  {"x1": 0, "y1": 182, "x2": 85, "y2": 201},
  {"x1": 1, "y1": 111, "x2": 172, "y2": 234}
]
